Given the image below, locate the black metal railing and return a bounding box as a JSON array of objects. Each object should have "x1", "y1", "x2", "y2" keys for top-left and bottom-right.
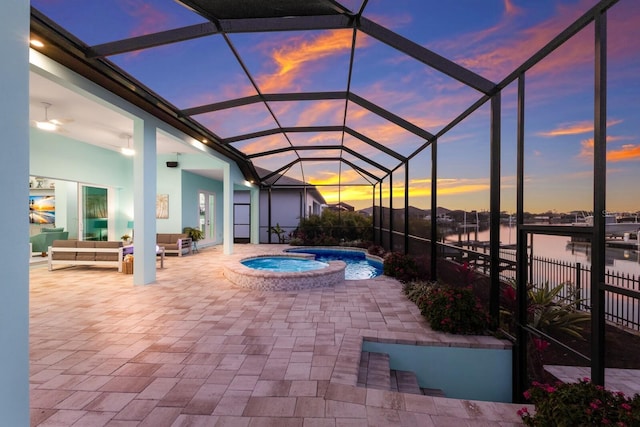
[
  {"x1": 432, "y1": 240, "x2": 640, "y2": 331},
  {"x1": 374, "y1": 229, "x2": 640, "y2": 330}
]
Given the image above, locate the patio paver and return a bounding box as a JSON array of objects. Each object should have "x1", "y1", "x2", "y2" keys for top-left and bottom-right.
[{"x1": 29, "y1": 244, "x2": 530, "y2": 426}]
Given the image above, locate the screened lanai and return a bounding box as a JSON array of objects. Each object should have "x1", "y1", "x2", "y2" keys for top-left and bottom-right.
[{"x1": 26, "y1": 0, "x2": 640, "y2": 403}]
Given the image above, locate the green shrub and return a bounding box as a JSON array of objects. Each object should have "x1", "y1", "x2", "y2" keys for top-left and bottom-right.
[
  {"x1": 519, "y1": 378, "x2": 640, "y2": 426},
  {"x1": 288, "y1": 237, "x2": 304, "y2": 246},
  {"x1": 314, "y1": 234, "x2": 339, "y2": 246},
  {"x1": 294, "y1": 210, "x2": 372, "y2": 245},
  {"x1": 383, "y1": 252, "x2": 418, "y2": 283},
  {"x1": 418, "y1": 285, "x2": 490, "y2": 334},
  {"x1": 403, "y1": 280, "x2": 434, "y2": 304},
  {"x1": 367, "y1": 245, "x2": 385, "y2": 257},
  {"x1": 340, "y1": 239, "x2": 367, "y2": 248}
]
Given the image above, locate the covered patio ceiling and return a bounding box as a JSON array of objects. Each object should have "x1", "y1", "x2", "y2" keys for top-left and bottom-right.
[{"x1": 29, "y1": 0, "x2": 618, "y2": 190}]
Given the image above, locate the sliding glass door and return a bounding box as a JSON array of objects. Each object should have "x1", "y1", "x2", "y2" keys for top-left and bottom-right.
[
  {"x1": 81, "y1": 185, "x2": 108, "y2": 241},
  {"x1": 198, "y1": 191, "x2": 215, "y2": 244}
]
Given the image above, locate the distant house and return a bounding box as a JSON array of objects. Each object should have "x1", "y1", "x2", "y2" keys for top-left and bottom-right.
[
  {"x1": 327, "y1": 202, "x2": 355, "y2": 212},
  {"x1": 240, "y1": 167, "x2": 326, "y2": 243}
]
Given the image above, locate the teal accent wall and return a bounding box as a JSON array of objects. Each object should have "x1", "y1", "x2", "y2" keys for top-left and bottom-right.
[
  {"x1": 156, "y1": 154, "x2": 183, "y2": 233},
  {"x1": 31, "y1": 130, "x2": 242, "y2": 245},
  {"x1": 182, "y1": 170, "x2": 224, "y2": 244},
  {"x1": 30, "y1": 128, "x2": 134, "y2": 239},
  {"x1": 31, "y1": 129, "x2": 133, "y2": 187}
]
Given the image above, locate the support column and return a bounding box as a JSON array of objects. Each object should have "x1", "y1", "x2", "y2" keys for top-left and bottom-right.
[
  {"x1": 404, "y1": 163, "x2": 409, "y2": 254},
  {"x1": 389, "y1": 174, "x2": 393, "y2": 251},
  {"x1": 0, "y1": 2, "x2": 30, "y2": 424},
  {"x1": 250, "y1": 185, "x2": 260, "y2": 244},
  {"x1": 223, "y1": 164, "x2": 233, "y2": 254},
  {"x1": 268, "y1": 187, "x2": 272, "y2": 244},
  {"x1": 515, "y1": 74, "x2": 528, "y2": 401},
  {"x1": 430, "y1": 139, "x2": 438, "y2": 279},
  {"x1": 591, "y1": 10, "x2": 607, "y2": 386},
  {"x1": 489, "y1": 94, "x2": 501, "y2": 329},
  {"x1": 133, "y1": 119, "x2": 157, "y2": 285},
  {"x1": 372, "y1": 183, "x2": 377, "y2": 244},
  {"x1": 303, "y1": 186, "x2": 308, "y2": 219},
  {"x1": 379, "y1": 181, "x2": 383, "y2": 249}
]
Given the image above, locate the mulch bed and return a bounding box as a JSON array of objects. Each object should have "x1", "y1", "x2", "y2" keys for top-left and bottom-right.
[{"x1": 542, "y1": 323, "x2": 640, "y2": 369}]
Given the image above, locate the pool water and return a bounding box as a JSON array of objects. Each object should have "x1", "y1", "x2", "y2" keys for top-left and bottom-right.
[
  {"x1": 286, "y1": 248, "x2": 382, "y2": 280},
  {"x1": 241, "y1": 257, "x2": 329, "y2": 272},
  {"x1": 362, "y1": 341, "x2": 512, "y2": 402}
]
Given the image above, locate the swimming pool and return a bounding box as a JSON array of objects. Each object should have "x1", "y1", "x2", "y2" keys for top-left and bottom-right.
[
  {"x1": 286, "y1": 247, "x2": 383, "y2": 280},
  {"x1": 241, "y1": 256, "x2": 329, "y2": 272}
]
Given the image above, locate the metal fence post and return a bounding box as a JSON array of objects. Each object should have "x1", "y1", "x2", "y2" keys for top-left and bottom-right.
[{"x1": 576, "y1": 262, "x2": 581, "y2": 310}]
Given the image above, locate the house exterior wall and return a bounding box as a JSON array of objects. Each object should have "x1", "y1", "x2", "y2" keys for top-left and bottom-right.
[
  {"x1": 257, "y1": 188, "x2": 325, "y2": 243},
  {"x1": 259, "y1": 189, "x2": 303, "y2": 243},
  {"x1": 305, "y1": 192, "x2": 324, "y2": 216}
]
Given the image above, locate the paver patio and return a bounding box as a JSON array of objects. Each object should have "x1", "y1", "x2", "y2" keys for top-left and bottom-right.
[{"x1": 29, "y1": 244, "x2": 529, "y2": 426}]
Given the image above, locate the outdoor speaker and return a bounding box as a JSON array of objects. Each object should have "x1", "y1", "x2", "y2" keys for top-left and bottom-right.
[{"x1": 166, "y1": 161, "x2": 179, "y2": 168}]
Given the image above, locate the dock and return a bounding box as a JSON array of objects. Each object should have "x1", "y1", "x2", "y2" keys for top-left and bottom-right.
[
  {"x1": 570, "y1": 235, "x2": 639, "y2": 250},
  {"x1": 457, "y1": 238, "x2": 638, "y2": 251},
  {"x1": 605, "y1": 239, "x2": 640, "y2": 250},
  {"x1": 451, "y1": 240, "x2": 518, "y2": 250}
]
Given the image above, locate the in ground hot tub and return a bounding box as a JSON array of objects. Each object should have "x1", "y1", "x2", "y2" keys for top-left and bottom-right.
[
  {"x1": 241, "y1": 256, "x2": 329, "y2": 272},
  {"x1": 224, "y1": 254, "x2": 346, "y2": 291}
]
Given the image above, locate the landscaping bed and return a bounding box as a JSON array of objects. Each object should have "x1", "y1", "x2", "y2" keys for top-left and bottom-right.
[{"x1": 543, "y1": 322, "x2": 640, "y2": 369}]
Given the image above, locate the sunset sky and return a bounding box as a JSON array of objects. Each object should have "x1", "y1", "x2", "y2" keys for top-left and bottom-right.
[{"x1": 32, "y1": 0, "x2": 640, "y2": 213}]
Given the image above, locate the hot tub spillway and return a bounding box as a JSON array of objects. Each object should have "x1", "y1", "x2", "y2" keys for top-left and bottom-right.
[{"x1": 224, "y1": 255, "x2": 346, "y2": 291}]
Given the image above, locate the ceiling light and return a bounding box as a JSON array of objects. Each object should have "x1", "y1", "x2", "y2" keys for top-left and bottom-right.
[
  {"x1": 36, "y1": 121, "x2": 57, "y2": 131},
  {"x1": 30, "y1": 39, "x2": 44, "y2": 48},
  {"x1": 35, "y1": 102, "x2": 58, "y2": 131},
  {"x1": 121, "y1": 135, "x2": 135, "y2": 156}
]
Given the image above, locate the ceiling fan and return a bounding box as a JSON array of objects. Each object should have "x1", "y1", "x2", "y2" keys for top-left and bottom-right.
[
  {"x1": 103, "y1": 133, "x2": 136, "y2": 156},
  {"x1": 34, "y1": 102, "x2": 73, "y2": 132}
]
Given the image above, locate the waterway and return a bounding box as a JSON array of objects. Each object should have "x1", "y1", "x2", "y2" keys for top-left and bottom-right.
[{"x1": 444, "y1": 224, "x2": 640, "y2": 278}]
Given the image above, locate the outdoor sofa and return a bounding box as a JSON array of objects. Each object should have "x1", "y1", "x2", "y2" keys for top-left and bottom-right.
[{"x1": 48, "y1": 240, "x2": 124, "y2": 272}]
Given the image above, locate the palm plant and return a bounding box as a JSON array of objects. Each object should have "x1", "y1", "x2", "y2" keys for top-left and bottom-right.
[
  {"x1": 269, "y1": 223, "x2": 286, "y2": 243},
  {"x1": 183, "y1": 226, "x2": 203, "y2": 242},
  {"x1": 501, "y1": 279, "x2": 590, "y2": 381},
  {"x1": 501, "y1": 280, "x2": 590, "y2": 338},
  {"x1": 527, "y1": 282, "x2": 590, "y2": 339}
]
